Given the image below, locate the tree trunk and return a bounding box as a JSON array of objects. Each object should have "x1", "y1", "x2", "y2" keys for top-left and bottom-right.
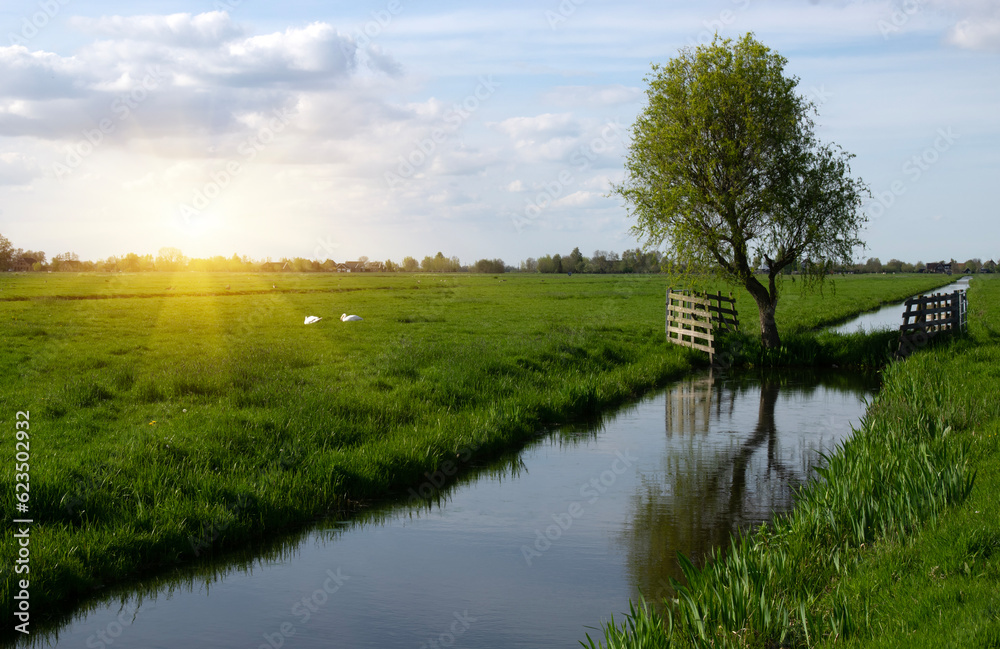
[{"x1": 744, "y1": 276, "x2": 781, "y2": 349}]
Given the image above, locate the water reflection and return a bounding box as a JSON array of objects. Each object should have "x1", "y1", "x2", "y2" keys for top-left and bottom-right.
[
  {"x1": 14, "y1": 370, "x2": 877, "y2": 649},
  {"x1": 623, "y1": 370, "x2": 877, "y2": 604}
]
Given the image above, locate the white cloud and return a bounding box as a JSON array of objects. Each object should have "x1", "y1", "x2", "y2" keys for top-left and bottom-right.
[
  {"x1": 224, "y1": 22, "x2": 353, "y2": 79},
  {"x1": 71, "y1": 11, "x2": 246, "y2": 48},
  {"x1": 553, "y1": 190, "x2": 597, "y2": 207},
  {"x1": 946, "y1": 17, "x2": 1000, "y2": 50},
  {"x1": 541, "y1": 84, "x2": 644, "y2": 107},
  {"x1": 493, "y1": 113, "x2": 581, "y2": 142},
  {"x1": 0, "y1": 46, "x2": 89, "y2": 100},
  {"x1": 0, "y1": 13, "x2": 406, "y2": 149},
  {"x1": 0, "y1": 151, "x2": 40, "y2": 186}
]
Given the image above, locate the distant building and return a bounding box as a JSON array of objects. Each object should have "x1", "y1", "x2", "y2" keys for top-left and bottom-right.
[
  {"x1": 982, "y1": 260, "x2": 996, "y2": 273},
  {"x1": 11, "y1": 256, "x2": 36, "y2": 272},
  {"x1": 365, "y1": 261, "x2": 386, "y2": 272},
  {"x1": 925, "y1": 261, "x2": 951, "y2": 274},
  {"x1": 260, "y1": 261, "x2": 289, "y2": 272}
]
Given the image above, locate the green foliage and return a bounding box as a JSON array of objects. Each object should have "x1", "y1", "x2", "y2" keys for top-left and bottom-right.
[
  {"x1": 421, "y1": 251, "x2": 461, "y2": 272},
  {"x1": 0, "y1": 232, "x2": 12, "y2": 269},
  {"x1": 615, "y1": 33, "x2": 868, "y2": 347},
  {"x1": 472, "y1": 258, "x2": 507, "y2": 273}
]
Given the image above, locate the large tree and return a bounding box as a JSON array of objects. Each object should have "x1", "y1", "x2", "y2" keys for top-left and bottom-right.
[
  {"x1": 614, "y1": 34, "x2": 868, "y2": 348},
  {"x1": 0, "y1": 233, "x2": 13, "y2": 269}
]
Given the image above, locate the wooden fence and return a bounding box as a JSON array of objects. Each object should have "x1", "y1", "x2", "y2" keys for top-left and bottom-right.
[
  {"x1": 897, "y1": 289, "x2": 967, "y2": 358},
  {"x1": 666, "y1": 289, "x2": 739, "y2": 361}
]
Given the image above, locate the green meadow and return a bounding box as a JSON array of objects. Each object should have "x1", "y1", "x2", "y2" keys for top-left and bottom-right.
[{"x1": 0, "y1": 271, "x2": 957, "y2": 628}]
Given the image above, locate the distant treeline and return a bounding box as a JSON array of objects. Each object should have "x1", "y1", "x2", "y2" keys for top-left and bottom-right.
[
  {"x1": 1, "y1": 232, "x2": 995, "y2": 275},
  {"x1": 847, "y1": 257, "x2": 996, "y2": 274}
]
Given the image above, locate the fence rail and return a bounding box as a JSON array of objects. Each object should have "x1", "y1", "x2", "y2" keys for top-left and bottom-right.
[
  {"x1": 897, "y1": 289, "x2": 967, "y2": 358},
  {"x1": 666, "y1": 289, "x2": 739, "y2": 361}
]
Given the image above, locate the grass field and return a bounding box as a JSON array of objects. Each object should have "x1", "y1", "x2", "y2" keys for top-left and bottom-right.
[
  {"x1": 0, "y1": 271, "x2": 957, "y2": 629},
  {"x1": 586, "y1": 275, "x2": 1000, "y2": 649}
]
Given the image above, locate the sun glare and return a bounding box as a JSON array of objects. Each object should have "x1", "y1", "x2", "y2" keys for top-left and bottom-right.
[{"x1": 174, "y1": 209, "x2": 225, "y2": 250}]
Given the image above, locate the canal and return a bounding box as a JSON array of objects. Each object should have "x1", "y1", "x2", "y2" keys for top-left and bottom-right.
[
  {"x1": 828, "y1": 276, "x2": 971, "y2": 334},
  {"x1": 22, "y1": 369, "x2": 879, "y2": 648}
]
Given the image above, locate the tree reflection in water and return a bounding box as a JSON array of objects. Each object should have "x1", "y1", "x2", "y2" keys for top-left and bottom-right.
[{"x1": 621, "y1": 369, "x2": 877, "y2": 607}]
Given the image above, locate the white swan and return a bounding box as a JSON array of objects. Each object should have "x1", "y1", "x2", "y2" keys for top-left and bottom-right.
[
  {"x1": 304, "y1": 316, "x2": 322, "y2": 325},
  {"x1": 341, "y1": 313, "x2": 363, "y2": 322}
]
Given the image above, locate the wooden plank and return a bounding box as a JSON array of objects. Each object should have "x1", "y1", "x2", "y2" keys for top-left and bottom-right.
[
  {"x1": 667, "y1": 325, "x2": 713, "y2": 339},
  {"x1": 903, "y1": 296, "x2": 957, "y2": 308},
  {"x1": 905, "y1": 294, "x2": 958, "y2": 305},
  {"x1": 668, "y1": 314, "x2": 711, "y2": 325},
  {"x1": 904, "y1": 294, "x2": 956, "y2": 307},
  {"x1": 667, "y1": 322, "x2": 711, "y2": 332},
  {"x1": 669, "y1": 301, "x2": 712, "y2": 315},
  {"x1": 669, "y1": 322, "x2": 711, "y2": 333},
  {"x1": 901, "y1": 320, "x2": 957, "y2": 332},
  {"x1": 669, "y1": 339, "x2": 715, "y2": 355},
  {"x1": 667, "y1": 325, "x2": 713, "y2": 341},
  {"x1": 670, "y1": 289, "x2": 709, "y2": 298},
  {"x1": 668, "y1": 291, "x2": 713, "y2": 305},
  {"x1": 901, "y1": 305, "x2": 955, "y2": 318},
  {"x1": 666, "y1": 327, "x2": 712, "y2": 345},
  {"x1": 669, "y1": 310, "x2": 711, "y2": 323},
  {"x1": 668, "y1": 303, "x2": 713, "y2": 318},
  {"x1": 901, "y1": 311, "x2": 957, "y2": 326},
  {"x1": 902, "y1": 323, "x2": 955, "y2": 333}
]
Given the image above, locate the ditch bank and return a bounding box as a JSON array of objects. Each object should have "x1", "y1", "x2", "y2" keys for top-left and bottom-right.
[{"x1": 589, "y1": 276, "x2": 997, "y2": 648}]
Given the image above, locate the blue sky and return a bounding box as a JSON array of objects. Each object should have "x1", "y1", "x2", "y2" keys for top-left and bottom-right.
[{"x1": 0, "y1": 0, "x2": 997, "y2": 265}]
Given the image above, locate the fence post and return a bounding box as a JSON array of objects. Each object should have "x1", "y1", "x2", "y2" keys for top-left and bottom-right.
[
  {"x1": 951, "y1": 290, "x2": 958, "y2": 332},
  {"x1": 666, "y1": 287, "x2": 670, "y2": 340}
]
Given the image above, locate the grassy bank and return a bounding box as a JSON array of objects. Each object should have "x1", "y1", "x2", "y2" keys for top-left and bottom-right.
[
  {"x1": 586, "y1": 275, "x2": 999, "y2": 648},
  {"x1": 0, "y1": 272, "x2": 955, "y2": 628}
]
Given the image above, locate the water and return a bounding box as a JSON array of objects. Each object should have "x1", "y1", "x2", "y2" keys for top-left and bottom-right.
[
  {"x1": 829, "y1": 276, "x2": 971, "y2": 334},
  {"x1": 20, "y1": 370, "x2": 878, "y2": 649}
]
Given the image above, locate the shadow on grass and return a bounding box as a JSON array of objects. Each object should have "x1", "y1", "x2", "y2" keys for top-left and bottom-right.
[{"x1": 710, "y1": 329, "x2": 900, "y2": 370}]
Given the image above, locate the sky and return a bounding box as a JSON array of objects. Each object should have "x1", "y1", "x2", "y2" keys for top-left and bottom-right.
[{"x1": 0, "y1": 0, "x2": 997, "y2": 266}]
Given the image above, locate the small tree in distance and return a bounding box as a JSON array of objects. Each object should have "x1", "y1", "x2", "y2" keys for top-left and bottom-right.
[
  {"x1": 614, "y1": 33, "x2": 869, "y2": 348},
  {"x1": 0, "y1": 233, "x2": 13, "y2": 269}
]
